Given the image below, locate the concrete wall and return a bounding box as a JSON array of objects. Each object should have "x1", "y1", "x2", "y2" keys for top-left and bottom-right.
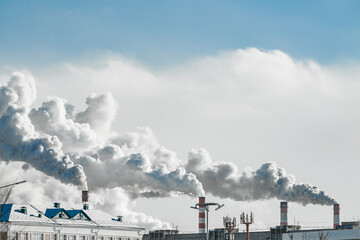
[
  {"x1": 143, "y1": 231, "x2": 271, "y2": 240},
  {"x1": 282, "y1": 229, "x2": 360, "y2": 240},
  {"x1": 234, "y1": 231, "x2": 270, "y2": 240},
  {"x1": 143, "y1": 232, "x2": 225, "y2": 240}
]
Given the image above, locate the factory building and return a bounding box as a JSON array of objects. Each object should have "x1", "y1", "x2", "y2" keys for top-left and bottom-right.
[
  {"x1": 0, "y1": 191, "x2": 144, "y2": 240},
  {"x1": 143, "y1": 199, "x2": 360, "y2": 240}
]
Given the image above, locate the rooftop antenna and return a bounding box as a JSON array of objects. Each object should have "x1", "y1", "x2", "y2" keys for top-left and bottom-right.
[
  {"x1": 240, "y1": 212, "x2": 254, "y2": 240},
  {"x1": 294, "y1": 215, "x2": 296, "y2": 225},
  {"x1": 223, "y1": 216, "x2": 236, "y2": 240}
]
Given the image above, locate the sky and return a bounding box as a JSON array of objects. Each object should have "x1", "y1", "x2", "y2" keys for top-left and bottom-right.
[{"x1": 1, "y1": 0, "x2": 360, "y2": 234}]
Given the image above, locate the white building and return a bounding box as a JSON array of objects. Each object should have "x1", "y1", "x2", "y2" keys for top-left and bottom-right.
[
  {"x1": 281, "y1": 229, "x2": 360, "y2": 240},
  {"x1": 0, "y1": 203, "x2": 144, "y2": 240}
]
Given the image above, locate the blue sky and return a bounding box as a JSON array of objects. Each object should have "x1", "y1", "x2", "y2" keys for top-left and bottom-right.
[{"x1": 1, "y1": 0, "x2": 360, "y2": 69}]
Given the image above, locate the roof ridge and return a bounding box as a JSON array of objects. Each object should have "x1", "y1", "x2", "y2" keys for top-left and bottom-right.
[{"x1": 29, "y1": 204, "x2": 42, "y2": 213}]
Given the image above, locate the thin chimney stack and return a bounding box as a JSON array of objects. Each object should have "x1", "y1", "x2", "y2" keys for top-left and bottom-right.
[
  {"x1": 333, "y1": 203, "x2": 340, "y2": 229},
  {"x1": 82, "y1": 190, "x2": 89, "y2": 210},
  {"x1": 280, "y1": 201, "x2": 288, "y2": 226},
  {"x1": 198, "y1": 197, "x2": 206, "y2": 233}
]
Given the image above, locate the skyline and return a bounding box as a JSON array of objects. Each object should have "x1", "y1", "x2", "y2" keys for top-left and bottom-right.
[{"x1": 1, "y1": 0, "x2": 360, "y2": 233}]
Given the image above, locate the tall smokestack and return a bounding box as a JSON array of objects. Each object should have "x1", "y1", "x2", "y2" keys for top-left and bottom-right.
[
  {"x1": 82, "y1": 190, "x2": 89, "y2": 202},
  {"x1": 82, "y1": 190, "x2": 89, "y2": 210},
  {"x1": 280, "y1": 201, "x2": 288, "y2": 226},
  {"x1": 199, "y1": 197, "x2": 206, "y2": 233},
  {"x1": 333, "y1": 203, "x2": 340, "y2": 229}
]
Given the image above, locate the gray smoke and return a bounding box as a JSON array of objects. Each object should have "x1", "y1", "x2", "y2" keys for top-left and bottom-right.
[
  {"x1": 73, "y1": 146, "x2": 205, "y2": 197},
  {"x1": 0, "y1": 162, "x2": 172, "y2": 230},
  {"x1": 186, "y1": 148, "x2": 337, "y2": 205},
  {"x1": 0, "y1": 72, "x2": 337, "y2": 209},
  {"x1": 0, "y1": 73, "x2": 87, "y2": 189},
  {"x1": 1, "y1": 72, "x2": 203, "y2": 197},
  {"x1": 110, "y1": 127, "x2": 181, "y2": 171}
]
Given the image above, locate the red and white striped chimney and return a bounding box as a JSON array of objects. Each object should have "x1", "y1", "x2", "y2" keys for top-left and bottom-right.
[
  {"x1": 199, "y1": 197, "x2": 206, "y2": 233},
  {"x1": 333, "y1": 203, "x2": 340, "y2": 229},
  {"x1": 280, "y1": 201, "x2": 288, "y2": 226}
]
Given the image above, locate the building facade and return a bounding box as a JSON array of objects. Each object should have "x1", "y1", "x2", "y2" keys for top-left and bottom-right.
[{"x1": 0, "y1": 203, "x2": 144, "y2": 240}]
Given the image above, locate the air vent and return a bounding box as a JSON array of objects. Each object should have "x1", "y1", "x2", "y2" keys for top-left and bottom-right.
[
  {"x1": 20, "y1": 206, "x2": 27, "y2": 214},
  {"x1": 83, "y1": 203, "x2": 89, "y2": 210}
]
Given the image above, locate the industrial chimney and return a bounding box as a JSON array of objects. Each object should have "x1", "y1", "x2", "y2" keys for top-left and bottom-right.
[
  {"x1": 199, "y1": 197, "x2": 206, "y2": 233},
  {"x1": 82, "y1": 190, "x2": 89, "y2": 210},
  {"x1": 280, "y1": 201, "x2": 288, "y2": 226},
  {"x1": 333, "y1": 203, "x2": 340, "y2": 229}
]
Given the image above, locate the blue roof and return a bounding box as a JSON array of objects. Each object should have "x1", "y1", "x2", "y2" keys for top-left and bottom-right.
[
  {"x1": 67, "y1": 210, "x2": 90, "y2": 220},
  {"x1": 45, "y1": 208, "x2": 70, "y2": 218},
  {"x1": 0, "y1": 204, "x2": 12, "y2": 221},
  {"x1": 66, "y1": 210, "x2": 81, "y2": 218},
  {"x1": 0, "y1": 203, "x2": 144, "y2": 230}
]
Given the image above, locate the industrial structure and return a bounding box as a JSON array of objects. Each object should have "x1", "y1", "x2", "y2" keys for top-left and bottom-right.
[
  {"x1": 223, "y1": 216, "x2": 237, "y2": 240},
  {"x1": 144, "y1": 199, "x2": 360, "y2": 240},
  {"x1": 240, "y1": 212, "x2": 253, "y2": 240},
  {"x1": 0, "y1": 191, "x2": 145, "y2": 240},
  {"x1": 1, "y1": 185, "x2": 357, "y2": 240},
  {"x1": 190, "y1": 197, "x2": 224, "y2": 240}
]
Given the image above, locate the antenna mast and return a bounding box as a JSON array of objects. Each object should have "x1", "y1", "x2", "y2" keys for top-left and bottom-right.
[
  {"x1": 240, "y1": 212, "x2": 254, "y2": 240},
  {"x1": 223, "y1": 216, "x2": 236, "y2": 240}
]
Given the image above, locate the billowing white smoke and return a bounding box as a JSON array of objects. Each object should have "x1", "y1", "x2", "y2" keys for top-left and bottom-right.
[
  {"x1": 75, "y1": 93, "x2": 117, "y2": 136},
  {"x1": 0, "y1": 71, "x2": 338, "y2": 229},
  {"x1": 0, "y1": 162, "x2": 171, "y2": 230},
  {"x1": 1, "y1": 72, "x2": 204, "y2": 198},
  {"x1": 186, "y1": 148, "x2": 338, "y2": 205},
  {"x1": 91, "y1": 187, "x2": 172, "y2": 229},
  {"x1": 29, "y1": 97, "x2": 101, "y2": 153},
  {"x1": 110, "y1": 127, "x2": 181, "y2": 171},
  {"x1": 0, "y1": 73, "x2": 87, "y2": 189},
  {"x1": 73, "y1": 149, "x2": 204, "y2": 197}
]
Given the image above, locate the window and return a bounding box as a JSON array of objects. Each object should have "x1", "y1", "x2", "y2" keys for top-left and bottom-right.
[
  {"x1": 21, "y1": 233, "x2": 28, "y2": 240},
  {"x1": 60, "y1": 235, "x2": 67, "y2": 240},
  {"x1": 10, "y1": 232, "x2": 19, "y2": 240},
  {"x1": 22, "y1": 233, "x2": 29, "y2": 240},
  {"x1": 32, "y1": 233, "x2": 44, "y2": 240},
  {"x1": 68, "y1": 235, "x2": 77, "y2": 240}
]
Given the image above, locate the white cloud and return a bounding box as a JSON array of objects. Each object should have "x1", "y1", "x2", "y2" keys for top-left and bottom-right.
[{"x1": 2, "y1": 48, "x2": 360, "y2": 231}]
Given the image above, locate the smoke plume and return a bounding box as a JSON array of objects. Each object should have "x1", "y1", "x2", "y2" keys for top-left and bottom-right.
[
  {"x1": 73, "y1": 149, "x2": 205, "y2": 197},
  {"x1": 0, "y1": 73, "x2": 87, "y2": 189},
  {"x1": 186, "y1": 148, "x2": 337, "y2": 205},
  {"x1": 75, "y1": 93, "x2": 117, "y2": 136},
  {"x1": 0, "y1": 162, "x2": 171, "y2": 230},
  {"x1": 0, "y1": 68, "x2": 340, "y2": 229},
  {"x1": 29, "y1": 97, "x2": 101, "y2": 153}
]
